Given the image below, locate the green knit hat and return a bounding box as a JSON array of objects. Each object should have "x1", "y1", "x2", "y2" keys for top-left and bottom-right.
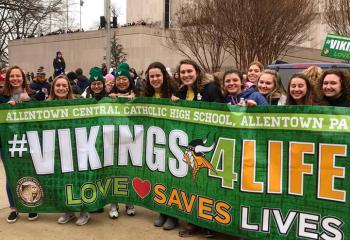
[
  {"x1": 89, "y1": 67, "x2": 104, "y2": 82},
  {"x1": 115, "y1": 63, "x2": 131, "y2": 80}
]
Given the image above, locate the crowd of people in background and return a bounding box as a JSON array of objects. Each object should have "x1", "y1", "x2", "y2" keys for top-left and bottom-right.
[
  {"x1": 1, "y1": 55, "x2": 350, "y2": 238},
  {"x1": 14, "y1": 19, "x2": 150, "y2": 40}
]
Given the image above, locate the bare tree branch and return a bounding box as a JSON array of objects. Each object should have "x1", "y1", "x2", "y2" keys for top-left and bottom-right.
[
  {"x1": 166, "y1": 0, "x2": 227, "y2": 73},
  {"x1": 324, "y1": 0, "x2": 350, "y2": 36}
]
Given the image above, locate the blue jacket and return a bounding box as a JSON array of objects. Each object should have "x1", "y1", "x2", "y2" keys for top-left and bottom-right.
[{"x1": 225, "y1": 87, "x2": 268, "y2": 105}]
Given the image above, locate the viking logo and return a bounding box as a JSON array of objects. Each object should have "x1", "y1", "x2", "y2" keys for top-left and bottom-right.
[
  {"x1": 183, "y1": 135, "x2": 217, "y2": 181},
  {"x1": 16, "y1": 177, "x2": 44, "y2": 207}
]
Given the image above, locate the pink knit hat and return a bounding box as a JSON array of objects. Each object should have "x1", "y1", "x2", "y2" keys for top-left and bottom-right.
[{"x1": 104, "y1": 73, "x2": 115, "y2": 81}]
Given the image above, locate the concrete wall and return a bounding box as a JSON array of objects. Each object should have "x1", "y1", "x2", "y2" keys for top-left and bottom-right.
[
  {"x1": 9, "y1": 30, "x2": 107, "y2": 76},
  {"x1": 8, "y1": 25, "x2": 342, "y2": 78},
  {"x1": 127, "y1": 0, "x2": 165, "y2": 25},
  {"x1": 8, "y1": 26, "x2": 186, "y2": 76}
]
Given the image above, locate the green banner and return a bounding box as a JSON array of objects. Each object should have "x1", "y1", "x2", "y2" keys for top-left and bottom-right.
[
  {"x1": 1, "y1": 98, "x2": 349, "y2": 239},
  {"x1": 322, "y1": 33, "x2": 350, "y2": 61}
]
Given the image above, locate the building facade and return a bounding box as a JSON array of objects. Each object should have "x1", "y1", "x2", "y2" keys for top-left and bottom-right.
[{"x1": 8, "y1": 0, "x2": 340, "y2": 76}]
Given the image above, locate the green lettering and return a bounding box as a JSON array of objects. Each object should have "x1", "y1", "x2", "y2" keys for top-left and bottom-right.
[
  {"x1": 209, "y1": 138, "x2": 238, "y2": 189},
  {"x1": 97, "y1": 178, "x2": 112, "y2": 197},
  {"x1": 113, "y1": 177, "x2": 129, "y2": 196},
  {"x1": 65, "y1": 184, "x2": 82, "y2": 205},
  {"x1": 81, "y1": 183, "x2": 97, "y2": 204}
]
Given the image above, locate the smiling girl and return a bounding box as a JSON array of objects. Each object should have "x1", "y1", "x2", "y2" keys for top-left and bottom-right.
[
  {"x1": 48, "y1": 75, "x2": 91, "y2": 225},
  {"x1": 244, "y1": 61, "x2": 264, "y2": 90},
  {"x1": 82, "y1": 67, "x2": 106, "y2": 100},
  {"x1": 223, "y1": 69, "x2": 267, "y2": 106},
  {"x1": 143, "y1": 62, "x2": 178, "y2": 230},
  {"x1": 318, "y1": 69, "x2": 350, "y2": 107},
  {"x1": 48, "y1": 75, "x2": 73, "y2": 100},
  {"x1": 3, "y1": 66, "x2": 38, "y2": 223},
  {"x1": 172, "y1": 59, "x2": 223, "y2": 103},
  {"x1": 109, "y1": 63, "x2": 136, "y2": 100},
  {"x1": 286, "y1": 73, "x2": 316, "y2": 105},
  {"x1": 143, "y1": 62, "x2": 177, "y2": 99},
  {"x1": 257, "y1": 69, "x2": 287, "y2": 105},
  {"x1": 3, "y1": 66, "x2": 31, "y2": 105}
]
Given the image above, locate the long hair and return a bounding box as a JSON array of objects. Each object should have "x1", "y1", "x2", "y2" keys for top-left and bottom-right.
[
  {"x1": 177, "y1": 59, "x2": 204, "y2": 92},
  {"x1": 258, "y1": 69, "x2": 286, "y2": 103},
  {"x1": 3, "y1": 66, "x2": 30, "y2": 97},
  {"x1": 318, "y1": 69, "x2": 350, "y2": 100},
  {"x1": 286, "y1": 73, "x2": 314, "y2": 105},
  {"x1": 47, "y1": 75, "x2": 74, "y2": 100},
  {"x1": 143, "y1": 62, "x2": 177, "y2": 98}
]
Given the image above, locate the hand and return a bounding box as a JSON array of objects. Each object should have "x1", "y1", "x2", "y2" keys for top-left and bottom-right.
[
  {"x1": 8, "y1": 100, "x2": 16, "y2": 106},
  {"x1": 127, "y1": 92, "x2": 135, "y2": 100},
  {"x1": 171, "y1": 95, "x2": 180, "y2": 102},
  {"x1": 109, "y1": 93, "x2": 118, "y2": 99},
  {"x1": 245, "y1": 99, "x2": 257, "y2": 107}
]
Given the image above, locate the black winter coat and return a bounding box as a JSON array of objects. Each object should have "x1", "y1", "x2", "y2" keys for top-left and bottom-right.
[{"x1": 175, "y1": 82, "x2": 223, "y2": 103}]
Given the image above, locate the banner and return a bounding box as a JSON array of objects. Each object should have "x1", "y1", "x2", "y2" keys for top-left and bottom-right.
[
  {"x1": 0, "y1": 98, "x2": 349, "y2": 239},
  {"x1": 322, "y1": 33, "x2": 350, "y2": 61}
]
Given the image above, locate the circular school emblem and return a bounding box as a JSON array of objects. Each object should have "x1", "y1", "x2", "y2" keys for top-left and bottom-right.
[{"x1": 16, "y1": 177, "x2": 44, "y2": 207}]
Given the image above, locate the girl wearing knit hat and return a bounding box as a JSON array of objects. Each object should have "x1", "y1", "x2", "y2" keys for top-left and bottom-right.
[
  {"x1": 109, "y1": 63, "x2": 137, "y2": 100},
  {"x1": 104, "y1": 73, "x2": 115, "y2": 94},
  {"x1": 108, "y1": 62, "x2": 137, "y2": 219},
  {"x1": 81, "y1": 67, "x2": 107, "y2": 100}
]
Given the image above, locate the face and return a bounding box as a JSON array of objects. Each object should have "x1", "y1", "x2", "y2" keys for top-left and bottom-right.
[
  {"x1": 224, "y1": 73, "x2": 243, "y2": 96},
  {"x1": 105, "y1": 79, "x2": 115, "y2": 88},
  {"x1": 180, "y1": 64, "x2": 197, "y2": 87},
  {"x1": 149, "y1": 68, "x2": 164, "y2": 90},
  {"x1": 37, "y1": 74, "x2": 46, "y2": 82},
  {"x1": 9, "y1": 68, "x2": 24, "y2": 89},
  {"x1": 247, "y1": 64, "x2": 262, "y2": 84},
  {"x1": 258, "y1": 73, "x2": 275, "y2": 95},
  {"x1": 54, "y1": 78, "x2": 69, "y2": 99},
  {"x1": 289, "y1": 77, "x2": 307, "y2": 102},
  {"x1": 90, "y1": 81, "x2": 104, "y2": 93},
  {"x1": 0, "y1": 81, "x2": 4, "y2": 95},
  {"x1": 115, "y1": 76, "x2": 130, "y2": 91},
  {"x1": 322, "y1": 74, "x2": 342, "y2": 98}
]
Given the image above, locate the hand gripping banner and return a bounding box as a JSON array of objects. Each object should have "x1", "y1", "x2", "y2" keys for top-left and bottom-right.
[{"x1": 0, "y1": 98, "x2": 349, "y2": 239}]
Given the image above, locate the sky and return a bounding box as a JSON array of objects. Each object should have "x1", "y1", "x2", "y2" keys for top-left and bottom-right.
[{"x1": 69, "y1": 0, "x2": 127, "y2": 30}]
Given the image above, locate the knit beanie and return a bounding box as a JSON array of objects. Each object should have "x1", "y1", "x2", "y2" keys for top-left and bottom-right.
[
  {"x1": 115, "y1": 63, "x2": 131, "y2": 80},
  {"x1": 36, "y1": 66, "x2": 46, "y2": 76},
  {"x1": 89, "y1": 67, "x2": 104, "y2": 82},
  {"x1": 104, "y1": 73, "x2": 115, "y2": 81}
]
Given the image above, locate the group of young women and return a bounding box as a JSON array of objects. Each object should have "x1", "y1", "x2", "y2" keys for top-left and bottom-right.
[{"x1": 1, "y1": 59, "x2": 350, "y2": 237}]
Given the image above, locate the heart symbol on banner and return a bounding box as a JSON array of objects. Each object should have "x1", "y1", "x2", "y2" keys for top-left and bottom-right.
[{"x1": 132, "y1": 177, "x2": 151, "y2": 199}]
